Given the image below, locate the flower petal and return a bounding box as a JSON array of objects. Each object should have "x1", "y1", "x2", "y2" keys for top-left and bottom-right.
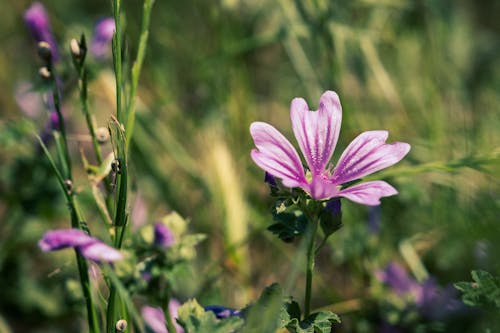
[
  {"x1": 332, "y1": 131, "x2": 410, "y2": 184},
  {"x1": 291, "y1": 91, "x2": 342, "y2": 175},
  {"x1": 39, "y1": 229, "x2": 94, "y2": 251},
  {"x1": 250, "y1": 122, "x2": 307, "y2": 188},
  {"x1": 79, "y1": 241, "x2": 124, "y2": 263},
  {"x1": 338, "y1": 180, "x2": 398, "y2": 206}
]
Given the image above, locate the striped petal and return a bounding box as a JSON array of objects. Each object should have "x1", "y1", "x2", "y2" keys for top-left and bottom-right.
[
  {"x1": 291, "y1": 91, "x2": 342, "y2": 175},
  {"x1": 250, "y1": 122, "x2": 307, "y2": 188},
  {"x1": 338, "y1": 181, "x2": 398, "y2": 206},
  {"x1": 332, "y1": 131, "x2": 410, "y2": 184}
]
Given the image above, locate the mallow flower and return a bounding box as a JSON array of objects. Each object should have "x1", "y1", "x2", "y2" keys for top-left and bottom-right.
[
  {"x1": 142, "y1": 300, "x2": 183, "y2": 333},
  {"x1": 39, "y1": 228, "x2": 123, "y2": 263},
  {"x1": 250, "y1": 91, "x2": 410, "y2": 205}
]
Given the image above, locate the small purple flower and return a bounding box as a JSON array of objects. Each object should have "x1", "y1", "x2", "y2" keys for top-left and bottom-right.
[
  {"x1": 39, "y1": 229, "x2": 123, "y2": 263},
  {"x1": 264, "y1": 172, "x2": 277, "y2": 187},
  {"x1": 91, "y1": 18, "x2": 115, "y2": 59},
  {"x1": 250, "y1": 91, "x2": 410, "y2": 205},
  {"x1": 376, "y1": 263, "x2": 466, "y2": 320},
  {"x1": 204, "y1": 305, "x2": 241, "y2": 319},
  {"x1": 142, "y1": 300, "x2": 183, "y2": 333},
  {"x1": 325, "y1": 199, "x2": 341, "y2": 217},
  {"x1": 154, "y1": 223, "x2": 175, "y2": 248},
  {"x1": 24, "y1": 2, "x2": 59, "y2": 61}
]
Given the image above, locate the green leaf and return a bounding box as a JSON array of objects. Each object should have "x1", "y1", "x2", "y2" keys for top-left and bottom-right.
[
  {"x1": 268, "y1": 201, "x2": 308, "y2": 242},
  {"x1": 177, "y1": 299, "x2": 244, "y2": 333},
  {"x1": 286, "y1": 311, "x2": 341, "y2": 333},
  {"x1": 454, "y1": 270, "x2": 500, "y2": 308},
  {"x1": 241, "y1": 283, "x2": 284, "y2": 332}
]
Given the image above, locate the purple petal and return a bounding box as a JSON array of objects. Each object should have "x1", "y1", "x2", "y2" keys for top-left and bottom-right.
[
  {"x1": 290, "y1": 91, "x2": 342, "y2": 175},
  {"x1": 38, "y1": 229, "x2": 94, "y2": 251},
  {"x1": 142, "y1": 306, "x2": 168, "y2": 333},
  {"x1": 91, "y1": 18, "x2": 115, "y2": 59},
  {"x1": 307, "y1": 174, "x2": 339, "y2": 200},
  {"x1": 338, "y1": 181, "x2": 398, "y2": 206},
  {"x1": 24, "y1": 2, "x2": 59, "y2": 61},
  {"x1": 250, "y1": 122, "x2": 307, "y2": 188},
  {"x1": 375, "y1": 262, "x2": 418, "y2": 295},
  {"x1": 79, "y1": 241, "x2": 123, "y2": 263},
  {"x1": 142, "y1": 301, "x2": 184, "y2": 333},
  {"x1": 204, "y1": 305, "x2": 241, "y2": 319},
  {"x1": 332, "y1": 131, "x2": 410, "y2": 184},
  {"x1": 154, "y1": 223, "x2": 175, "y2": 248}
]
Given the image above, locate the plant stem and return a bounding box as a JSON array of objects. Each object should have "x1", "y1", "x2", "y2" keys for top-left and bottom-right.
[
  {"x1": 304, "y1": 214, "x2": 319, "y2": 318},
  {"x1": 162, "y1": 284, "x2": 178, "y2": 333}
]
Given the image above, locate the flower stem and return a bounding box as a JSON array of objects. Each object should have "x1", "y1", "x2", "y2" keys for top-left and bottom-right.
[
  {"x1": 304, "y1": 214, "x2": 319, "y2": 318},
  {"x1": 162, "y1": 283, "x2": 178, "y2": 333}
]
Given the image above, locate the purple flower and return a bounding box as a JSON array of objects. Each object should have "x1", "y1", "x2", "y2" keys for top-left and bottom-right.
[
  {"x1": 24, "y1": 2, "x2": 59, "y2": 61},
  {"x1": 142, "y1": 300, "x2": 183, "y2": 333},
  {"x1": 39, "y1": 229, "x2": 123, "y2": 263},
  {"x1": 376, "y1": 263, "x2": 466, "y2": 320},
  {"x1": 250, "y1": 91, "x2": 410, "y2": 205},
  {"x1": 91, "y1": 18, "x2": 115, "y2": 59},
  {"x1": 204, "y1": 305, "x2": 241, "y2": 319},
  {"x1": 154, "y1": 223, "x2": 175, "y2": 248}
]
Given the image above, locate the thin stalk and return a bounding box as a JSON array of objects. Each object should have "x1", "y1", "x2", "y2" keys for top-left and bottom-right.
[
  {"x1": 162, "y1": 283, "x2": 178, "y2": 333},
  {"x1": 77, "y1": 63, "x2": 103, "y2": 165},
  {"x1": 125, "y1": 0, "x2": 155, "y2": 150},
  {"x1": 112, "y1": 0, "x2": 123, "y2": 125},
  {"x1": 304, "y1": 215, "x2": 319, "y2": 318}
]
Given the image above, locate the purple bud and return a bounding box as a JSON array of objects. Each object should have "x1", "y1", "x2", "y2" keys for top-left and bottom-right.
[
  {"x1": 264, "y1": 172, "x2": 277, "y2": 187},
  {"x1": 154, "y1": 223, "x2": 175, "y2": 248},
  {"x1": 91, "y1": 18, "x2": 115, "y2": 59},
  {"x1": 24, "y1": 2, "x2": 59, "y2": 61},
  {"x1": 325, "y1": 199, "x2": 341, "y2": 217},
  {"x1": 39, "y1": 229, "x2": 123, "y2": 263},
  {"x1": 204, "y1": 305, "x2": 241, "y2": 319}
]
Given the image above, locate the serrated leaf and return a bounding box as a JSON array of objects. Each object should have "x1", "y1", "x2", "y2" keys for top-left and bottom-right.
[
  {"x1": 177, "y1": 299, "x2": 244, "y2": 333},
  {"x1": 268, "y1": 202, "x2": 308, "y2": 242},
  {"x1": 242, "y1": 283, "x2": 284, "y2": 333},
  {"x1": 454, "y1": 270, "x2": 500, "y2": 308},
  {"x1": 286, "y1": 311, "x2": 341, "y2": 333}
]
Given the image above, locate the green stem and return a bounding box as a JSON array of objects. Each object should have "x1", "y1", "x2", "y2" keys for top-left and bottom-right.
[
  {"x1": 162, "y1": 282, "x2": 178, "y2": 333},
  {"x1": 304, "y1": 214, "x2": 319, "y2": 318},
  {"x1": 112, "y1": 0, "x2": 123, "y2": 125}
]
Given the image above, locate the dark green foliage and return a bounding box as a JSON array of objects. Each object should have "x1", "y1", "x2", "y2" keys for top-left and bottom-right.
[{"x1": 455, "y1": 270, "x2": 500, "y2": 308}]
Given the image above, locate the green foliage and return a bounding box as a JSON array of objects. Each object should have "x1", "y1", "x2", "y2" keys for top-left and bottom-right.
[
  {"x1": 280, "y1": 298, "x2": 340, "y2": 333},
  {"x1": 268, "y1": 200, "x2": 308, "y2": 242},
  {"x1": 177, "y1": 299, "x2": 244, "y2": 333},
  {"x1": 455, "y1": 270, "x2": 500, "y2": 308}
]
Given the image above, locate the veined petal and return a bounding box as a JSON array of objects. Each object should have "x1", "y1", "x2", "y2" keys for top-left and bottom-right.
[
  {"x1": 338, "y1": 181, "x2": 398, "y2": 206},
  {"x1": 308, "y1": 174, "x2": 340, "y2": 200},
  {"x1": 79, "y1": 241, "x2": 124, "y2": 263},
  {"x1": 39, "y1": 229, "x2": 93, "y2": 251},
  {"x1": 250, "y1": 122, "x2": 307, "y2": 188},
  {"x1": 332, "y1": 131, "x2": 410, "y2": 184},
  {"x1": 291, "y1": 91, "x2": 342, "y2": 175}
]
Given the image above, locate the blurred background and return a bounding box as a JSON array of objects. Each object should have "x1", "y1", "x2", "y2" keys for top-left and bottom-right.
[{"x1": 0, "y1": 0, "x2": 499, "y2": 332}]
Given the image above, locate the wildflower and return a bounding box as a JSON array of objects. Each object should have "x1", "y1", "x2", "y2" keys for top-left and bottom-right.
[
  {"x1": 142, "y1": 300, "x2": 184, "y2": 333},
  {"x1": 24, "y1": 2, "x2": 59, "y2": 61},
  {"x1": 39, "y1": 229, "x2": 123, "y2": 263},
  {"x1": 376, "y1": 262, "x2": 465, "y2": 320},
  {"x1": 91, "y1": 18, "x2": 115, "y2": 59},
  {"x1": 204, "y1": 305, "x2": 241, "y2": 319},
  {"x1": 250, "y1": 91, "x2": 410, "y2": 205},
  {"x1": 154, "y1": 223, "x2": 175, "y2": 248}
]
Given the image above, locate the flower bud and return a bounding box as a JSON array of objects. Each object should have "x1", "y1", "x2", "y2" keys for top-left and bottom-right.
[
  {"x1": 38, "y1": 66, "x2": 51, "y2": 79},
  {"x1": 37, "y1": 41, "x2": 52, "y2": 63},
  {"x1": 70, "y1": 38, "x2": 81, "y2": 58},
  {"x1": 115, "y1": 319, "x2": 127, "y2": 332}
]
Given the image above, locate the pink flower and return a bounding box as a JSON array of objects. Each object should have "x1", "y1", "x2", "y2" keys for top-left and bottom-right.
[
  {"x1": 39, "y1": 229, "x2": 123, "y2": 263},
  {"x1": 142, "y1": 300, "x2": 183, "y2": 333},
  {"x1": 250, "y1": 91, "x2": 410, "y2": 205}
]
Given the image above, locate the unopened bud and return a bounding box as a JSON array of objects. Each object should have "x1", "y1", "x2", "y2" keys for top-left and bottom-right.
[
  {"x1": 64, "y1": 179, "x2": 73, "y2": 193},
  {"x1": 115, "y1": 319, "x2": 127, "y2": 332},
  {"x1": 96, "y1": 127, "x2": 110, "y2": 144},
  {"x1": 37, "y1": 41, "x2": 52, "y2": 63},
  {"x1": 38, "y1": 66, "x2": 51, "y2": 79},
  {"x1": 70, "y1": 38, "x2": 81, "y2": 58}
]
